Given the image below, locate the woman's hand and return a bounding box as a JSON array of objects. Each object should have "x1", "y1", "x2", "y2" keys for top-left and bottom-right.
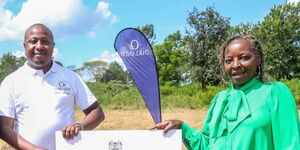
[
  {"x1": 150, "y1": 120, "x2": 183, "y2": 135},
  {"x1": 62, "y1": 124, "x2": 82, "y2": 140}
]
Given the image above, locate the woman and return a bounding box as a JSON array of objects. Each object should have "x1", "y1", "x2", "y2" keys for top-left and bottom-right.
[{"x1": 151, "y1": 35, "x2": 300, "y2": 150}]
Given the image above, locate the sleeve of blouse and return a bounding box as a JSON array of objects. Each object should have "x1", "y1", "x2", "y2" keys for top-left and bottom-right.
[
  {"x1": 269, "y1": 82, "x2": 300, "y2": 150},
  {"x1": 180, "y1": 93, "x2": 221, "y2": 150},
  {"x1": 181, "y1": 122, "x2": 209, "y2": 150}
]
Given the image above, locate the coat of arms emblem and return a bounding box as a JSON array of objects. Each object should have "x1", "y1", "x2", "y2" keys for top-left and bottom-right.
[{"x1": 108, "y1": 140, "x2": 122, "y2": 150}]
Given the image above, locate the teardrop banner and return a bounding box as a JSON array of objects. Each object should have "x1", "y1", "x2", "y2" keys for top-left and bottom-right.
[{"x1": 114, "y1": 28, "x2": 161, "y2": 124}]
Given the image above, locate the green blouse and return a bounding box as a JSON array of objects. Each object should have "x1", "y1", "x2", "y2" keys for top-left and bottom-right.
[{"x1": 181, "y1": 78, "x2": 300, "y2": 150}]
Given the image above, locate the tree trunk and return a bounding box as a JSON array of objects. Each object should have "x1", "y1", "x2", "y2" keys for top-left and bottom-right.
[{"x1": 201, "y1": 80, "x2": 206, "y2": 92}]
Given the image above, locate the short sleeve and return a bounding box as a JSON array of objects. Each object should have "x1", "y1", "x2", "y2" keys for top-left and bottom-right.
[
  {"x1": 73, "y1": 73, "x2": 97, "y2": 110},
  {"x1": 0, "y1": 76, "x2": 16, "y2": 119},
  {"x1": 268, "y1": 82, "x2": 300, "y2": 149}
]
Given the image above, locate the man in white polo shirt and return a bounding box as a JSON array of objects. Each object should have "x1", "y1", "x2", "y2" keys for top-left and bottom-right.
[{"x1": 0, "y1": 23, "x2": 105, "y2": 150}]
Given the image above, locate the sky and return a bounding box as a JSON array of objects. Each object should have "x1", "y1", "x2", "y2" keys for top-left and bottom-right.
[{"x1": 0, "y1": 0, "x2": 299, "y2": 68}]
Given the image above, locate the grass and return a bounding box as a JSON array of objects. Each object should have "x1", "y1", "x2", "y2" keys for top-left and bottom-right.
[{"x1": 1, "y1": 108, "x2": 299, "y2": 150}]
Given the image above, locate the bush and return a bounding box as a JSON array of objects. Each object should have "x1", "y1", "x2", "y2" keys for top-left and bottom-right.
[
  {"x1": 88, "y1": 81, "x2": 227, "y2": 110},
  {"x1": 86, "y1": 79, "x2": 299, "y2": 110},
  {"x1": 281, "y1": 79, "x2": 300, "y2": 106}
]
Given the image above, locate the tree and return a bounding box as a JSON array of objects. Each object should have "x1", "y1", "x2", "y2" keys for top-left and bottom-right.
[
  {"x1": 136, "y1": 24, "x2": 156, "y2": 45},
  {"x1": 81, "y1": 60, "x2": 108, "y2": 82},
  {"x1": 186, "y1": 6, "x2": 230, "y2": 91},
  {"x1": 0, "y1": 53, "x2": 26, "y2": 83},
  {"x1": 228, "y1": 23, "x2": 256, "y2": 37},
  {"x1": 101, "y1": 61, "x2": 130, "y2": 83},
  {"x1": 252, "y1": 3, "x2": 300, "y2": 80},
  {"x1": 154, "y1": 31, "x2": 186, "y2": 85}
]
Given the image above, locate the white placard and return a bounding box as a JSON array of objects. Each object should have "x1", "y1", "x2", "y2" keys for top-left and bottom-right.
[{"x1": 55, "y1": 130, "x2": 182, "y2": 150}]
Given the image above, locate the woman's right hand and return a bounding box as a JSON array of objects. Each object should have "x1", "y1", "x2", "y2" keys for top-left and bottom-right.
[{"x1": 150, "y1": 120, "x2": 183, "y2": 135}]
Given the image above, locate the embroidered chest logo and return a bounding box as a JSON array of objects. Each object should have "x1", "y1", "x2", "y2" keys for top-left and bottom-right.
[
  {"x1": 54, "y1": 81, "x2": 71, "y2": 95},
  {"x1": 108, "y1": 140, "x2": 122, "y2": 150}
]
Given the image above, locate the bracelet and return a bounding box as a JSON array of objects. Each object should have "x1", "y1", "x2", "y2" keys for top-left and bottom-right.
[{"x1": 74, "y1": 122, "x2": 84, "y2": 130}]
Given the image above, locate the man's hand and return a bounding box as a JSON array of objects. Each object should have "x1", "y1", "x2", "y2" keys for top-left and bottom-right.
[{"x1": 62, "y1": 124, "x2": 82, "y2": 140}]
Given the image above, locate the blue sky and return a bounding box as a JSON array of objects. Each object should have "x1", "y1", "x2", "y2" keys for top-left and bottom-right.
[{"x1": 0, "y1": 0, "x2": 297, "y2": 68}]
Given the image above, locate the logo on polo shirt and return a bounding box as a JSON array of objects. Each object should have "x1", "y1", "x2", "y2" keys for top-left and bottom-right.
[
  {"x1": 59, "y1": 81, "x2": 66, "y2": 87},
  {"x1": 54, "y1": 81, "x2": 71, "y2": 95}
]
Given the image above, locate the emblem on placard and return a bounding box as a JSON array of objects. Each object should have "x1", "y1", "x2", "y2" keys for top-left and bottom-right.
[{"x1": 108, "y1": 140, "x2": 122, "y2": 150}]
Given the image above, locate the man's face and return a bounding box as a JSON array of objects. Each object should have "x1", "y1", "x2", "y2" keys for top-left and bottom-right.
[{"x1": 24, "y1": 25, "x2": 54, "y2": 70}]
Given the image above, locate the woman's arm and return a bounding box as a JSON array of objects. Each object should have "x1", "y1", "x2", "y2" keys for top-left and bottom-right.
[{"x1": 269, "y1": 82, "x2": 300, "y2": 149}]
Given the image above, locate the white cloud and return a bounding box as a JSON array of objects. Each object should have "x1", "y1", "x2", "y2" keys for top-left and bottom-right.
[
  {"x1": 11, "y1": 48, "x2": 61, "y2": 60},
  {"x1": 87, "y1": 31, "x2": 97, "y2": 38},
  {"x1": 110, "y1": 14, "x2": 120, "y2": 24},
  {"x1": 91, "y1": 50, "x2": 126, "y2": 69},
  {"x1": 12, "y1": 50, "x2": 25, "y2": 58},
  {"x1": 96, "y1": 2, "x2": 111, "y2": 19},
  {"x1": 53, "y1": 48, "x2": 61, "y2": 60},
  {"x1": 0, "y1": 0, "x2": 118, "y2": 41},
  {"x1": 288, "y1": 0, "x2": 300, "y2": 4},
  {"x1": 96, "y1": 1, "x2": 119, "y2": 24}
]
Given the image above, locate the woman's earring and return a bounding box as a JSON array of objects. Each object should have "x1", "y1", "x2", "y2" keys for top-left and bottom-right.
[{"x1": 257, "y1": 65, "x2": 261, "y2": 76}]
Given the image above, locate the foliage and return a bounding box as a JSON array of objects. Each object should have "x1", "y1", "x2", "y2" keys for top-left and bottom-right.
[
  {"x1": 154, "y1": 31, "x2": 187, "y2": 85},
  {"x1": 101, "y1": 61, "x2": 131, "y2": 83},
  {"x1": 228, "y1": 23, "x2": 256, "y2": 37},
  {"x1": 281, "y1": 79, "x2": 300, "y2": 106},
  {"x1": 186, "y1": 6, "x2": 231, "y2": 91},
  {"x1": 252, "y1": 3, "x2": 300, "y2": 80},
  {"x1": 87, "y1": 81, "x2": 145, "y2": 109},
  {"x1": 0, "y1": 53, "x2": 26, "y2": 83},
  {"x1": 88, "y1": 81, "x2": 228, "y2": 110},
  {"x1": 136, "y1": 24, "x2": 156, "y2": 45},
  {"x1": 81, "y1": 60, "x2": 108, "y2": 82},
  {"x1": 87, "y1": 79, "x2": 300, "y2": 110},
  {"x1": 79, "y1": 60, "x2": 131, "y2": 83}
]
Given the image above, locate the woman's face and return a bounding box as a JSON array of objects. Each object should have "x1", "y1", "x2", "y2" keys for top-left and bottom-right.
[{"x1": 224, "y1": 39, "x2": 261, "y2": 88}]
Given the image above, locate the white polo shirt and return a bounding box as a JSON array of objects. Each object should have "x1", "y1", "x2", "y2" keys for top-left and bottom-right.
[{"x1": 0, "y1": 61, "x2": 97, "y2": 150}]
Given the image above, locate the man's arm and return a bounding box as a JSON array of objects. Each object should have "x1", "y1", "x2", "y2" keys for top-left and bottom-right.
[
  {"x1": 80, "y1": 101, "x2": 105, "y2": 130},
  {"x1": 0, "y1": 116, "x2": 46, "y2": 150},
  {"x1": 62, "y1": 101, "x2": 105, "y2": 139}
]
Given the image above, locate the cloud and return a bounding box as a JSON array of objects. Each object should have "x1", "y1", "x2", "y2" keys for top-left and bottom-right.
[
  {"x1": 11, "y1": 48, "x2": 61, "y2": 60},
  {"x1": 12, "y1": 50, "x2": 25, "y2": 58},
  {"x1": 96, "y1": 2, "x2": 111, "y2": 19},
  {"x1": 91, "y1": 50, "x2": 126, "y2": 69},
  {"x1": 288, "y1": 0, "x2": 300, "y2": 4},
  {"x1": 110, "y1": 14, "x2": 120, "y2": 24},
  {"x1": 53, "y1": 48, "x2": 61, "y2": 60},
  {"x1": 0, "y1": 0, "x2": 118, "y2": 41}
]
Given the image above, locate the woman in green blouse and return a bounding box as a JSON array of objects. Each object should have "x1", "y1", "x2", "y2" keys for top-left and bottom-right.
[{"x1": 151, "y1": 35, "x2": 300, "y2": 150}]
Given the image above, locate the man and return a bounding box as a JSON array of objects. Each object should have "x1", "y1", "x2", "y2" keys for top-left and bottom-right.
[{"x1": 0, "y1": 23, "x2": 105, "y2": 150}]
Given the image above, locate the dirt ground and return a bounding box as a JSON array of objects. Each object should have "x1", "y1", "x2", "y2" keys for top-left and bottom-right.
[
  {"x1": 0, "y1": 108, "x2": 299, "y2": 150},
  {"x1": 0, "y1": 109, "x2": 206, "y2": 150}
]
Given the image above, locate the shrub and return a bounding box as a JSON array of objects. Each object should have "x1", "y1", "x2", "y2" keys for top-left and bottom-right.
[{"x1": 86, "y1": 79, "x2": 299, "y2": 110}]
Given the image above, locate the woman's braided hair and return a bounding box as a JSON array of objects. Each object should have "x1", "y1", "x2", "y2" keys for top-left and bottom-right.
[{"x1": 219, "y1": 35, "x2": 266, "y2": 82}]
